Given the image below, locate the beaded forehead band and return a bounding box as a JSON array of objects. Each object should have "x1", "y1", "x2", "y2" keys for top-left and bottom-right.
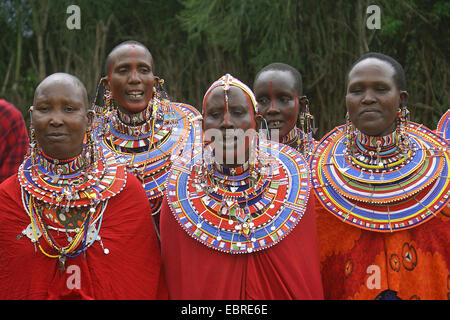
[{"x1": 202, "y1": 74, "x2": 258, "y2": 114}]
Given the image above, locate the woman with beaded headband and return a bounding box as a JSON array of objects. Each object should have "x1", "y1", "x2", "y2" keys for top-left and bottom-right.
[
  {"x1": 309, "y1": 52, "x2": 450, "y2": 299},
  {"x1": 0, "y1": 73, "x2": 166, "y2": 299},
  {"x1": 253, "y1": 62, "x2": 317, "y2": 159},
  {"x1": 93, "y1": 40, "x2": 201, "y2": 238},
  {"x1": 160, "y1": 74, "x2": 323, "y2": 299}
]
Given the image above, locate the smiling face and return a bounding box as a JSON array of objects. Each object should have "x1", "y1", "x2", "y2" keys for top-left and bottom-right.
[
  {"x1": 105, "y1": 43, "x2": 156, "y2": 114},
  {"x1": 32, "y1": 74, "x2": 90, "y2": 160},
  {"x1": 346, "y1": 58, "x2": 407, "y2": 137},
  {"x1": 203, "y1": 86, "x2": 257, "y2": 166},
  {"x1": 253, "y1": 69, "x2": 301, "y2": 139}
]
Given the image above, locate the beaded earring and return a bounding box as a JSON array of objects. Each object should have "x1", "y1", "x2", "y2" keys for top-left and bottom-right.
[
  {"x1": 28, "y1": 106, "x2": 38, "y2": 165},
  {"x1": 152, "y1": 78, "x2": 174, "y2": 122},
  {"x1": 91, "y1": 79, "x2": 104, "y2": 116},
  {"x1": 103, "y1": 88, "x2": 113, "y2": 111},
  {"x1": 396, "y1": 101, "x2": 411, "y2": 157},
  {"x1": 344, "y1": 111, "x2": 356, "y2": 158},
  {"x1": 299, "y1": 104, "x2": 315, "y2": 157}
]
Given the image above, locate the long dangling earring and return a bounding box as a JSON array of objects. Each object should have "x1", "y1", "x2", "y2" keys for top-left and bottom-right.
[
  {"x1": 345, "y1": 111, "x2": 356, "y2": 158},
  {"x1": 299, "y1": 104, "x2": 315, "y2": 157},
  {"x1": 396, "y1": 100, "x2": 410, "y2": 157},
  {"x1": 28, "y1": 106, "x2": 38, "y2": 165},
  {"x1": 92, "y1": 79, "x2": 104, "y2": 115},
  {"x1": 103, "y1": 86, "x2": 113, "y2": 112}
]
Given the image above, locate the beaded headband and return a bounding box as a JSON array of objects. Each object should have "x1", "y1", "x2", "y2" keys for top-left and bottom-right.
[{"x1": 202, "y1": 74, "x2": 258, "y2": 114}]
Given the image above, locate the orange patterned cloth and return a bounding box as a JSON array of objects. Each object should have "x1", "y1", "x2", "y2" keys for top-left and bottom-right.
[{"x1": 317, "y1": 196, "x2": 450, "y2": 300}]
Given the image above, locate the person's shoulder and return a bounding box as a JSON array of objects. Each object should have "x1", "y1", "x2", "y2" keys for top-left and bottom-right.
[
  {"x1": 0, "y1": 99, "x2": 23, "y2": 118},
  {"x1": 0, "y1": 174, "x2": 21, "y2": 210}
]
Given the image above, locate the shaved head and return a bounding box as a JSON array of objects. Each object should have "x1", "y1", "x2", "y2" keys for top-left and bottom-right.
[
  {"x1": 34, "y1": 73, "x2": 89, "y2": 109},
  {"x1": 104, "y1": 40, "x2": 153, "y2": 76}
]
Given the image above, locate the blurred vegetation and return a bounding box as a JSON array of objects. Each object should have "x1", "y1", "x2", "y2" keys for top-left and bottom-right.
[{"x1": 0, "y1": 0, "x2": 448, "y2": 138}]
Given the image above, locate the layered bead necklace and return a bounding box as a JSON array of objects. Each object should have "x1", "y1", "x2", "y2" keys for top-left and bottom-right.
[
  {"x1": 310, "y1": 121, "x2": 450, "y2": 232},
  {"x1": 279, "y1": 126, "x2": 317, "y2": 159},
  {"x1": 18, "y1": 145, "x2": 126, "y2": 271},
  {"x1": 96, "y1": 91, "x2": 202, "y2": 215},
  {"x1": 166, "y1": 138, "x2": 311, "y2": 254}
]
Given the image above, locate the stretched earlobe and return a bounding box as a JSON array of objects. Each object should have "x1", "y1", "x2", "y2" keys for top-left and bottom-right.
[
  {"x1": 255, "y1": 114, "x2": 264, "y2": 129},
  {"x1": 101, "y1": 77, "x2": 110, "y2": 91},
  {"x1": 299, "y1": 96, "x2": 309, "y2": 111},
  {"x1": 400, "y1": 91, "x2": 409, "y2": 106}
]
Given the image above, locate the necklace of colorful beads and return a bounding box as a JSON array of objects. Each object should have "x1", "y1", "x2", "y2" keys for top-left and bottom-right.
[
  {"x1": 436, "y1": 109, "x2": 450, "y2": 142},
  {"x1": 167, "y1": 139, "x2": 310, "y2": 254},
  {"x1": 97, "y1": 98, "x2": 201, "y2": 203},
  {"x1": 310, "y1": 121, "x2": 450, "y2": 232},
  {"x1": 18, "y1": 147, "x2": 126, "y2": 270},
  {"x1": 280, "y1": 126, "x2": 316, "y2": 159}
]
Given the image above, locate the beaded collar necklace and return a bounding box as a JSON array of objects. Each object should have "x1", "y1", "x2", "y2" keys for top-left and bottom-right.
[
  {"x1": 167, "y1": 139, "x2": 311, "y2": 254},
  {"x1": 18, "y1": 146, "x2": 126, "y2": 270},
  {"x1": 310, "y1": 122, "x2": 450, "y2": 232},
  {"x1": 96, "y1": 93, "x2": 203, "y2": 212},
  {"x1": 437, "y1": 109, "x2": 450, "y2": 142}
]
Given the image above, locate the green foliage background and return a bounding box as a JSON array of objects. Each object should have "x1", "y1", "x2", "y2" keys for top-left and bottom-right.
[{"x1": 0, "y1": 0, "x2": 448, "y2": 138}]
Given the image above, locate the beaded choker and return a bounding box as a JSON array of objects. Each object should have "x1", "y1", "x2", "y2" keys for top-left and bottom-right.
[
  {"x1": 18, "y1": 147, "x2": 126, "y2": 270},
  {"x1": 35, "y1": 149, "x2": 88, "y2": 176},
  {"x1": 279, "y1": 126, "x2": 316, "y2": 158},
  {"x1": 310, "y1": 122, "x2": 450, "y2": 232},
  {"x1": 118, "y1": 104, "x2": 152, "y2": 126}
]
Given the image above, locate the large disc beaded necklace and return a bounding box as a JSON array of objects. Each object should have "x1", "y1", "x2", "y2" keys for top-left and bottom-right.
[
  {"x1": 95, "y1": 90, "x2": 202, "y2": 214},
  {"x1": 309, "y1": 121, "x2": 450, "y2": 232},
  {"x1": 437, "y1": 109, "x2": 450, "y2": 142},
  {"x1": 166, "y1": 139, "x2": 311, "y2": 254},
  {"x1": 18, "y1": 145, "x2": 126, "y2": 271}
]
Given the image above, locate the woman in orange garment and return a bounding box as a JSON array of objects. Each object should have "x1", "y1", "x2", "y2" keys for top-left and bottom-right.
[
  {"x1": 310, "y1": 52, "x2": 450, "y2": 300},
  {"x1": 0, "y1": 73, "x2": 166, "y2": 299}
]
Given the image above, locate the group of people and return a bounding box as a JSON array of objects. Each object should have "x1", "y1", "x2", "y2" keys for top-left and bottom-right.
[{"x1": 0, "y1": 40, "x2": 448, "y2": 300}]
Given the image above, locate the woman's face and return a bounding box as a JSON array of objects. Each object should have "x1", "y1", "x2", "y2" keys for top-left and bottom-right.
[
  {"x1": 105, "y1": 44, "x2": 156, "y2": 114},
  {"x1": 32, "y1": 78, "x2": 89, "y2": 160},
  {"x1": 346, "y1": 58, "x2": 407, "y2": 137},
  {"x1": 203, "y1": 86, "x2": 257, "y2": 166},
  {"x1": 253, "y1": 69, "x2": 300, "y2": 140}
]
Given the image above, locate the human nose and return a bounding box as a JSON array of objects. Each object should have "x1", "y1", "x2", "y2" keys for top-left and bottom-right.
[
  {"x1": 49, "y1": 109, "x2": 64, "y2": 126},
  {"x1": 220, "y1": 112, "x2": 234, "y2": 129},
  {"x1": 266, "y1": 100, "x2": 280, "y2": 115},
  {"x1": 128, "y1": 68, "x2": 141, "y2": 84},
  {"x1": 362, "y1": 89, "x2": 377, "y2": 104}
]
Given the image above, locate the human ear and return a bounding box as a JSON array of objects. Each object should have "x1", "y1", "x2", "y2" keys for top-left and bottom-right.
[
  {"x1": 101, "y1": 76, "x2": 110, "y2": 91},
  {"x1": 400, "y1": 91, "x2": 409, "y2": 106}
]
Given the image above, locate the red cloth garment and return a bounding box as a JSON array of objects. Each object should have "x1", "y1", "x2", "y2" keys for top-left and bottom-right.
[
  {"x1": 160, "y1": 195, "x2": 324, "y2": 300},
  {"x1": 0, "y1": 172, "x2": 167, "y2": 300},
  {"x1": 316, "y1": 197, "x2": 450, "y2": 300},
  {"x1": 0, "y1": 99, "x2": 28, "y2": 184}
]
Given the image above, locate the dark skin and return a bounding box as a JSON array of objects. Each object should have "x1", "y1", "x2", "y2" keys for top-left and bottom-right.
[
  {"x1": 103, "y1": 43, "x2": 159, "y2": 115},
  {"x1": 32, "y1": 73, "x2": 92, "y2": 160},
  {"x1": 203, "y1": 86, "x2": 262, "y2": 167},
  {"x1": 253, "y1": 70, "x2": 308, "y2": 140},
  {"x1": 346, "y1": 58, "x2": 408, "y2": 137}
]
